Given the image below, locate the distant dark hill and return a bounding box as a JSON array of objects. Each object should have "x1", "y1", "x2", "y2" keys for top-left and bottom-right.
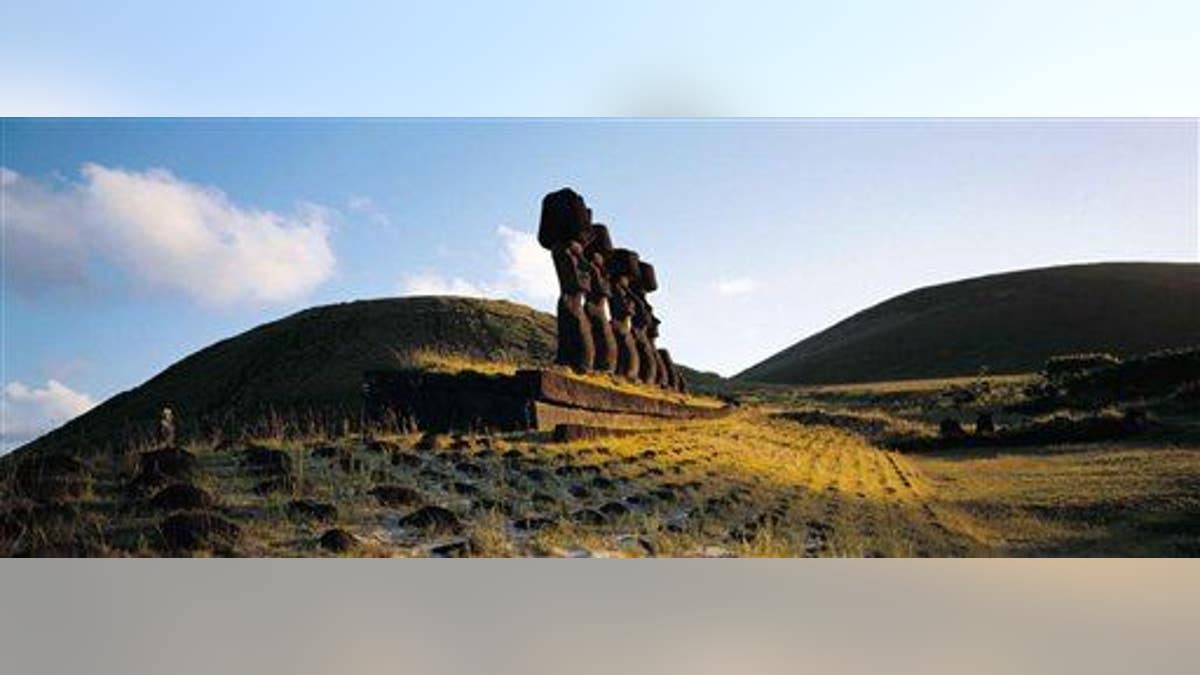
[
  {"x1": 737, "y1": 262, "x2": 1200, "y2": 385},
  {"x1": 12, "y1": 297, "x2": 558, "y2": 458}
]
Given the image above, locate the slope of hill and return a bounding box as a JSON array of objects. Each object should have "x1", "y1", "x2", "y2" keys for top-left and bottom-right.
[
  {"x1": 737, "y1": 262, "x2": 1200, "y2": 385},
  {"x1": 12, "y1": 297, "x2": 558, "y2": 458}
]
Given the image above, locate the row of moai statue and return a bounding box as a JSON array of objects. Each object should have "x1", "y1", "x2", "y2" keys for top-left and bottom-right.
[{"x1": 538, "y1": 188, "x2": 686, "y2": 392}]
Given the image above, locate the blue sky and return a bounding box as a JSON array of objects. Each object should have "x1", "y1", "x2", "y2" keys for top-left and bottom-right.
[{"x1": 2, "y1": 118, "x2": 1197, "y2": 448}]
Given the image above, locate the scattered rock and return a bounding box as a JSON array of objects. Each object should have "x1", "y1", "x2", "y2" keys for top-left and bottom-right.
[
  {"x1": 599, "y1": 501, "x2": 629, "y2": 518},
  {"x1": 427, "y1": 537, "x2": 474, "y2": 558},
  {"x1": 398, "y1": 506, "x2": 462, "y2": 534},
  {"x1": 14, "y1": 453, "x2": 91, "y2": 502},
  {"x1": 451, "y1": 482, "x2": 480, "y2": 496},
  {"x1": 975, "y1": 412, "x2": 995, "y2": 435},
  {"x1": 160, "y1": 512, "x2": 241, "y2": 553},
  {"x1": 568, "y1": 484, "x2": 591, "y2": 499},
  {"x1": 415, "y1": 432, "x2": 445, "y2": 451},
  {"x1": 571, "y1": 508, "x2": 608, "y2": 525},
  {"x1": 590, "y1": 476, "x2": 615, "y2": 490},
  {"x1": 253, "y1": 475, "x2": 296, "y2": 495},
  {"x1": 311, "y1": 445, "x2": 341, "y2": 459},
  {"x1": 624, "y1": 494, "x2": 652, "y2": 508},
  {"x1": 455, "y1": 461, "x2": 485, "y2": 479},
  {"x1": 614, "y1": 534, "x2": 656, "y2": 556},
  {"x1": 939, "y1": 418, "x2": 966, "y2": 438},
  {"x1": 240, "y1": 447, "x2": 292, "y2": 475},
  {"x1": 391, "y1": 451, "x2": 423, "y2": 468},
  {"x1": 513, "y1": 516, "x2": 555, "y2": 532},
  {"x1": 650, "y1": 487, "x2": 677, "y2": 502},
  {"x1": 286, "y1": 499, "x2": 337, "y2": 522},
  {"x1": 318, "y1": 528, "x2": 357, "y2": 553},
  {"x1": 368, "y1": 485, "x2": 424, "y2": 507},
  {"x1": 148, "y1": 483, "x2": 214, "y2": 511},
  {"x1": 138, "y1": 447, "x2": 197, "y2": 480}
]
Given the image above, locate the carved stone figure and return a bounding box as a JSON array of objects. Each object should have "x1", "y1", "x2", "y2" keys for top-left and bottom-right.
[
  {"x1": 537, "y1": 189, "x2": 686, "y2": 391},
  {"x1": 552, "y1": 240, "x2": 594, "y2": 372}
]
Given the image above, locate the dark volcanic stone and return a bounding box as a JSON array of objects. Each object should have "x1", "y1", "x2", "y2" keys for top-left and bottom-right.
[
  {"x1": 651, "y1": 487, "x2": 677, "y2": 502},
  {"x1": 391, "y1": 451, "x2": 423, "y2": 468},
  {"x1": 398, "y1": 506, "x2": 462, "y2": 534},
  {"x1": 975, "y1": 413, "x2": 995, "y2": 435},
  {"x1": 640, "y1": 449, "x2": 658, "y2": 460},
  {"x1": 369, "y1": 485, "x2": 424, "y2": 507},
  {"x1": 253, "y1": 475, "x2": 296, "y2": 495},
  {"x1": 415, "y1": 432, "x2": 445, "y2": 451},
  {"x1": 318, "y1": 528, "x2": 357, "y2": 553},
  {"x1": 599, "y1": 501, "x2": 629, "y2": 518},
  {"x1": 524, "y1": 468, "x2": 550, "y2": 484},
  {"x1": 451, "y1": 482, "x2": 480, "y2": 496},
  {"x1": 571, "y1": 508, "x2": 608, "y2": 526},
  {"x1": 532, "y1": 492, "x2": 559, "y2": 509},
  {"x1": 513, "y1": 516, "x2": 555, "y2": 532},
  {"x1": 428, "y1": 537, "x2": 474, "y2": 558},
  {"x1": 455, "y1": 461, "x2": 485, "y2": 479},
  {"x1": 240, "y1": 447, "x2": 292, "y2": 475},
  {"x1": 939, "y1": 418, "x2": 966, "y2": 438},
  {"x1": 624, "y1": 494, "x2": 652, "y2": 508},
  {"x1": 286, "y1": 499, "x2": 337, "y2": 522},
  {"x1": 160, "y1": 512, "x2": 241, "y2": 553},
  {"x1": 590, "y1": 476, "x2": 615, "y2": 490},
  {"x1": 14, "y1": 453, "x2": 91, "y2": 502},
  {"x1": 311, "y1": 445, "x2": 341, "y2": 459},
  {"x1": 148, "y1": 483, "x2": 214, "y2": 511},
  {"x1": 139, "y1": 447, "x2": 197, "y2": 480},
  {"x1": 568, "y1": 484, "x2": 591, "y2": 499}
]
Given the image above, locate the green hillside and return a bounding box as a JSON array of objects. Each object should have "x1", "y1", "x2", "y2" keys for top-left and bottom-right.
[
  {"x1": 11, "y1": 297, "x2": 558, "y2": 458},
  {"x1": 737, "y1": 262, "x2": 1200, "y2": 385}
]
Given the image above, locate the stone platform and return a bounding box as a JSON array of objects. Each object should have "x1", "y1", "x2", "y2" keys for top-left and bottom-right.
[{"x1": 363, "y1": 368, "x2": 729, "y2": 434}]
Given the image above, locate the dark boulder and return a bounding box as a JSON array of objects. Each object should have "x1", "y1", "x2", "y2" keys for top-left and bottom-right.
[
  {"x1": 13, "y1": 453, "x2": 91, "y2": 502},
  {"x1": 397, "y1": 506, "x2": 462, "y2": 534},
  {"x1": 148, "y1": 483, "x2": 214, "y2": 511},
  {"x1": 318, "y1": 528, "x2": 357, "y2": 553},
  {"x1": 286, "y1": 499, "x2": 337, "y2": 522},
  {"x1": 159, "y1": 512, "x2": 241, "y2": 553},
  {"x1": 368, "y1": 485, "x2": 424, "y2": 507}
]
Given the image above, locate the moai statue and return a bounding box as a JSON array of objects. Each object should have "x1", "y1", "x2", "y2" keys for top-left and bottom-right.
[
  {"x1": 540, "y1": 189, "x2": 596, "y2": 372},
  {"x1": 158, "y1": 406, "x2": 176, "y2": 447},
  {"x1": 606, "y1": 249, "x2": 642, "y2": 381},
  {"x1": 552, "y1": 240, "x2": 595, "y2": 372},
  {"x1": 582, "y1": 225, "x2": 618, "y2": 374},
  {"x1": 628, "y1": 266, "x2": 659, "y2": 386},
  {"x1": 637, "y1": 261, "x2": 672, "y2": 388},
  {"x1": 657, "y1": 348, "x2": 682, "y2": 391}
]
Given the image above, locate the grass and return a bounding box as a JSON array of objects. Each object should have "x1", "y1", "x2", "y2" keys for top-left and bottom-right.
[{"x1": 4, "y1": 367, "x2": 1196, "y2": 557}]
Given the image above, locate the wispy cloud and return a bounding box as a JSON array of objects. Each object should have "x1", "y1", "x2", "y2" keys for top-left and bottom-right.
[
  {"x1": 2, "y1": 164, "x2": 337, "y2": 306},
  {"x1": 714, "y1": 277, "x2": 759, "y2": 296},
  {"x1": 397, "y1": 225, "x2": 557, "y2": 307},
  {"x1": 1, "y1": 379, "x2": 96, "y2": 451},
  {"x1": 398, "y1": 273, "x2": 488, "y2": 298},
  {"x1": 346, "y1": 194, "x2": 392, "y2": 226}
]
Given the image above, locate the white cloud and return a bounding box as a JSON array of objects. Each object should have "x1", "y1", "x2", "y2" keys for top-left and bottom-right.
[
  {"x1": 494, "y1": 225, "x2": 558, "y2": 301},
  {"x1": 2, "y1": 164, "x2": 336, "y2": 306},
  {"x1": 398, "y1": 273, "x2": 488, "y2": 298},
  {"x1": 397, "y1": 226, "x2": 558, "y2": 308},
  {"x1": 1, "y1": 379, "x2": 96, "y2": 450},
  {"x1": 346, "y1": 194, "x2": 392, "y2": 226},
  {"x1": 714, "y1": 277, "x2": 759, "y2": 296}
]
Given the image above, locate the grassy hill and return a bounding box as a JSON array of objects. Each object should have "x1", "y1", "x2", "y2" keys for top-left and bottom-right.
[
  {"x1": 11, "y1": 297, "x2": 559, "y2": 458},
  {"x1": 737, "y1": 262, "x2": 1200, "y2": 385}
]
